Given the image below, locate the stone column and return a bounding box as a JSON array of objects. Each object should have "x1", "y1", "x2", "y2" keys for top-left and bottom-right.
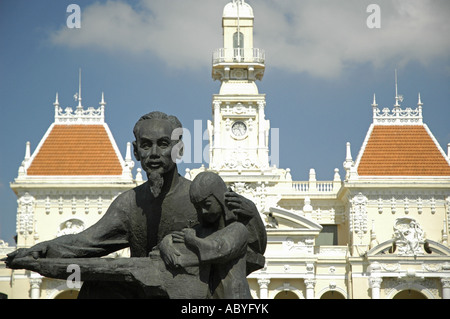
[
  {"x1": 441, "y1": 278, "x2": 450, "y2": 299},
  {"x1": 369, "y1": 277, "x2": 383, "y2": 299},
  {"x1": 213, "y1": 101, "x2": 222, "y2": 147},
  {"x1": 304, "y1": 279, "x2": 316, "y2": 299},
  {"x1": 29, "y1": 273, "x2": 43, "y2": 299},
  {"x1": 257, "y1": 101, "x2": 265, "y2": 149},
  {"x1": 258, "y1": 278, "x2": 271, "y2": 299}
]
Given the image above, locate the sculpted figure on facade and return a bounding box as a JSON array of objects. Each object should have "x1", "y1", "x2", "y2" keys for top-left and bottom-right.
[
  {"x1": 393, "y1": 217, "x2": 426, "y2": 256},
  {"x1": 3, "y1": 111, "x2": 267, "y2": 299}
]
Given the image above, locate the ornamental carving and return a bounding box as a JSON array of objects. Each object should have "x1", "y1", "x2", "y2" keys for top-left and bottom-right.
[
  {"x1": 57, "y1": 219, "x2": 85, "y2": 237},
  {"x1": 17, "y1": 192, "x2": 35, "y2": 237},
  {"x1": 283, "y1": 237, "x2": 315, "y2": 255},
  {"x1": 350, "y1": 193, "x2": 368, "y2": 239},
  {"x1": 222, "y1": 151, "x2": 259, "y2": 170},
  {"x1": 393, "y1": 217, "x2": 426, "y2": 256}
]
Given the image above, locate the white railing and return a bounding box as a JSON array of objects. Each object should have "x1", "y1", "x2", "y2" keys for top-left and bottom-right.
[
  {"x1": 212, "y1": 48, "x2": 265, "y2": 64},
  {"x1": 292, "y1": 182, "x2": 309, "y2": 192},
  {"x1": 290, "y1": 181, "x2": 338, "y2": 194}
]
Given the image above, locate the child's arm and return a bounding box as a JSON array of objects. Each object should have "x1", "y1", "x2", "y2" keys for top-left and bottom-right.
[{"x1": 183, "y1": 223, "x2": 249, "y2": 264}]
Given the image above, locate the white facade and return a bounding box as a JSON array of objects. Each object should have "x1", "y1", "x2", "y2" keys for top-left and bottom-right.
[
  {"x1": 188, "y1": 0, "x2": 450, "y2": 299},
  {"x1": 1, "y1": 0, "x2": 449, "y2": 299}
]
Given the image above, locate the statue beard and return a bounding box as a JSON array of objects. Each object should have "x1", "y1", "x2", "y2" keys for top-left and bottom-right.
[{"x1": 148, "y1": 171, "x2": 164, "y2": 198}]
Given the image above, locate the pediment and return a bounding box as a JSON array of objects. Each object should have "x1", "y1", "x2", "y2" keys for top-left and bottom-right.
[
  {"x1": 367, "y1": 239, "x2": 450, "y2": 257},
  {"x1": 267, "y1": 207, "x2": 323, "y2": 233}
]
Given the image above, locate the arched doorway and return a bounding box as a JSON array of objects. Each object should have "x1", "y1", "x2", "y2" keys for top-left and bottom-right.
[
  {"x1": 320, "y1": 291, "x2": 345, "y2": 299},
  {"x1": 393, "y1": 289, "x2": 427, "y2": 299},
  {"x1": 274, "y1": 291, "x2": 299, "y2": 299},
  {"x1": 54, "y1": 289, "x2": 79, "y2": 299}
]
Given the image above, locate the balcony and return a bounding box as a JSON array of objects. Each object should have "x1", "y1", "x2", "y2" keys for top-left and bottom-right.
[{"x1": 212, "y1": 48, "x2": 265, "y2": 65}]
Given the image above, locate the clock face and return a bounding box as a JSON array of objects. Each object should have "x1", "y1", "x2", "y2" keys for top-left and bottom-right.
[{"x1": 232, "y1": 121, "x2": 247, "y2": 137}]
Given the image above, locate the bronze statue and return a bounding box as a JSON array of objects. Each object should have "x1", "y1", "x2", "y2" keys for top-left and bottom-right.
[{"x1": 3, "y1": 111, "x2": 266, "y2": 299}]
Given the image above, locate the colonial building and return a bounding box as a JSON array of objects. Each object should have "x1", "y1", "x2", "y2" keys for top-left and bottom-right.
[
  {"x1": 1, "y1": 0, "x2": 450, "y2": 299},
  {"x1": 188, "y1": 0, "x2": 450, "y2": 299},
  {"x1": 0, "y1": 77, "x2": 138, "y2": 299}
]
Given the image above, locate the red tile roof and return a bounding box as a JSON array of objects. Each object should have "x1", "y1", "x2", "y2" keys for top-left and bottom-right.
[
  {"x1": 357, "y1": 125, "x2": 450, "y2": 176},
  {"x1": 27, "y1": 125, "x2": 123, "y2": 176}
]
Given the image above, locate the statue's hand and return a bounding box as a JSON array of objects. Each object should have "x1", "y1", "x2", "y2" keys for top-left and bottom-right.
[
  {"x1": 225, "y1": 190, "x2": 257, "y2": 220},
  {"x1": 181, "y1": 228, "x2": 197, "y2": 247},
  {"x1": 2, "y1": 242, "x2": 49, "y2": 269},
  {"x1": 159, "y1": 234, "x2": 181, "y2": 269}
]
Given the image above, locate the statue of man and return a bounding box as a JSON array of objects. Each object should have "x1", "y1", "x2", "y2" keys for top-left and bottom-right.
[{"x1": 4, "y1": 111, "x2": 266, "y2": 298}]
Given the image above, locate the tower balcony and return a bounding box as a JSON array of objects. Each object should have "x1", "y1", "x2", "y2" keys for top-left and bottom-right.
[{"x1": 212, "y1": 48, "x2": 265, "y2": 65}]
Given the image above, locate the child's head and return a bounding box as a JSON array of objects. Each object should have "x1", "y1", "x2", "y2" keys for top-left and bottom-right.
[{"x1": 189, "y1": 172, "x2": 235, "y2": 226}]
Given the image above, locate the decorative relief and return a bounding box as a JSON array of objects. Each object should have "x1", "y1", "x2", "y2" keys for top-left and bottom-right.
[
  {"x1": 230, "y1": 69, "x2": 248, "y2": 80},
  {"x1": 372, "y1": 105, "x2": 422, "y2": 125},
  {"x1": 350, "y1": 193, "x2": 368, "y2": 239},
  {"x1": 282, "y1": 237, "x2": 315, "y2": 255},
  {"x1": 55, "y1": 105, "x2": 104, "y2": 124},
  {"x1": 422, "y1": 263, "x2": 442, "y2": 272},
  {"x1": 283, "y1": 237, "x2": 314, "y2": 253},
  {"x1": 17, "y1": 192, "x2": 35, "y2": 237},
  {"x1": 222, "y1": 103, "x2": 256, "y2": 117},
  {"x1": 57, "y1": 219, "x2": 85, "y2": 237},
  {"x1": 393, "y1": 217, "x2": 426, "y2": 256},
  {"x1": 222, "y1": 151, "x2": 259, "y2": 170},
  {"x1": 381, "y1": 263, "x2": 400, "y2": 272},
  {"x1": 384, "y1": 277, "x2": 439, "y2": 298}
]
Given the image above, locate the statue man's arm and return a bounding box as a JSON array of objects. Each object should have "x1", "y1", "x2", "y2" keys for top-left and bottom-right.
[{"x1": 4, "y1": 193, "x2": 131, "y2": 268}]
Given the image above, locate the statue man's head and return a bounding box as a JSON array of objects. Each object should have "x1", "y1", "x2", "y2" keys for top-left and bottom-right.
[{"x1": 133, "y1": 111, "x2": 183, "y2": 197}]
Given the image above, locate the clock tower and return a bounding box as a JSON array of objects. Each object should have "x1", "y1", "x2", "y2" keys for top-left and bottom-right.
[{"x1": 208, "y1": 0, "x2": 269, "y2": 173}]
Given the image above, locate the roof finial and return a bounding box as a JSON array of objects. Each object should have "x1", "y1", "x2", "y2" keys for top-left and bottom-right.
[
  {"x1": 77, "y1": 68, "x2": 82, "y2": 109},
  {"x1": 25, "y1": 141, "x2": 31, "y2": 161},
  {"x1": 372, "y1": 93, "x2": 378, "y2": 108},
  {"x1": 100, "y1": 92, "x2": 106, "y2": 107},
  {"x1": 345, "y1": 142, "x2": 353, "y2": 162},
  {"x1": 417, "y1": 92, "x2": 423, "y2": 107},
  {"x1": 54, "y1": 92, "x2": 59, "y2": 106},
  {"x1": 394, "y1": 69, "x2": 403, "y2": 107}
]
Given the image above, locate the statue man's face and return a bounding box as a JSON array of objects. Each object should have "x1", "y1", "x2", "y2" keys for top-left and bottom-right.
[{"x1": 133, "y1": 118, "x2": 178, "y2": 177}]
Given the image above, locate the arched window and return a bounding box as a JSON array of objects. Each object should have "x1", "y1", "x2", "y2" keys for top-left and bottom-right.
[
  {"x1": 233, "y1": 32, "x2": 244, "y2": 61},
  {"x1": 274, "y1": 291, "x2": 299, "y2": 299},
  {"x1": 393, "y1": 289, "x2": 427, "y2": 299},
  {"x1": 233, "y1": 32, "x2": 244, "y2": 49},
  {"x1": 320, "y1": 291, "x2": 346, "y2": 299}
]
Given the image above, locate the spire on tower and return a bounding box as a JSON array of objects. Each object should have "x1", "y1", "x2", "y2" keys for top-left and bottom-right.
[
  {"x1": 76, "y1": 68, "x2": 82, "y2": 109},
  {"x1": 25, "y1": 141, "x2": 31, "y2": 161},
  {"x1": 100, "y1": 92, "x2": 106, "y2": 107},
  {"x1": 372, "y1": 93, "x2": 378, "y2": 108},
  {"x1": 394, "y1": 69, "x2": 403, "y2": 107},
  {"x1": 54, "y1": 92, "x2": 59, "y2": 106}
]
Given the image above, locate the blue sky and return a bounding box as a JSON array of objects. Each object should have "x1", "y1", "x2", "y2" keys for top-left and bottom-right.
[{"x1": 0, "y1": 0, "x2": 449, "y2": 245}]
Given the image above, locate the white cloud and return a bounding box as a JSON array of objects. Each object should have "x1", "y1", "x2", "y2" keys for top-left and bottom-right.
[{"x1": 51, "y1": 0, "x2": 450, "y2": 78}]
